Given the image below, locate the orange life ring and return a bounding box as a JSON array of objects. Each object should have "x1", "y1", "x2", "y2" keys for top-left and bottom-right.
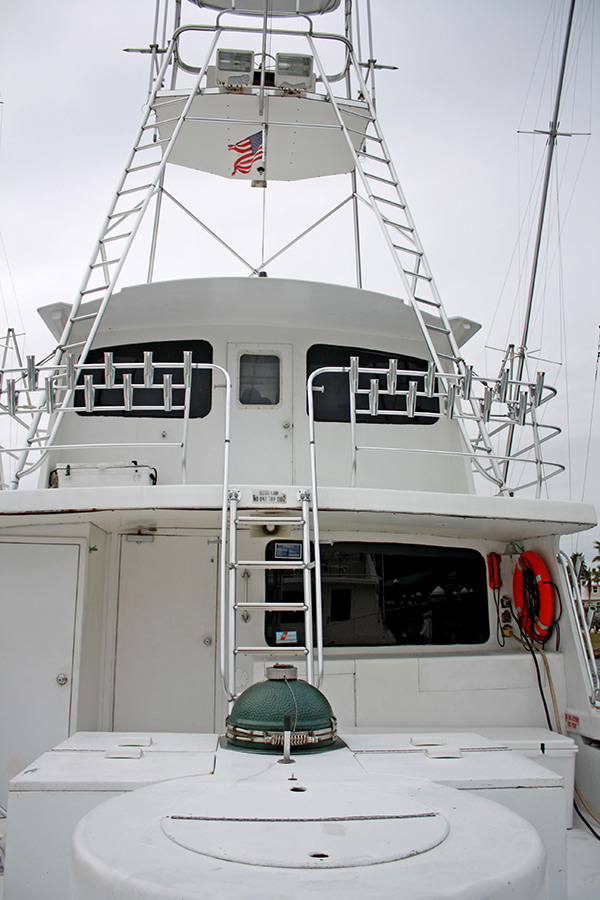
[{"x1": 513, "y1": 551, "x2": 554, "y2": 642}]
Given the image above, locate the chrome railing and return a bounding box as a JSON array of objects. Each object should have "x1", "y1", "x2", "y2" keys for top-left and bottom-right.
[
  {"x1": 0, "y1": 353, "x2": 231, "y2": 487},
  {"x1": 558, "y1": 551, "x2": 600, "y2": 707},
  {"x1": 307, "y1": 356, "x2": 562, "y2": 497}
]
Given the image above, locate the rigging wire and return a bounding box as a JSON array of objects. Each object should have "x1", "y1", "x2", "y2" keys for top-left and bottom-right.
[
  {"x1": 258, "y1": 0, "x2": 274, "y2": 270},
  {"x1": 487, "y1": 0, "x2": 588, "y2": 356},
  {"x1": 579, "y1": 327, "x2": 600, "y2": 502},
  {"x1": 0, "y1": 92, "x2": 27, "y2": 336},
  {"x1": 486, "y1": 0, "x2": 595, "y2": 498}
]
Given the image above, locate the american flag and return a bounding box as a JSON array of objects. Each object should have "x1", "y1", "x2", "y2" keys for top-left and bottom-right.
[{"x1": 228, "y1": 131, "x2": 263, "y2": 176}]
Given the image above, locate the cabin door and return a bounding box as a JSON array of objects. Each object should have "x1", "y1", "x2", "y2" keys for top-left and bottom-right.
[
  {"x1": 113, "y1": 533, "x2": 218, "y2": 732},
  {"x1": 0, "y1": 540, "x2": 80, "y2": 805},
  {"x1": 227, "y1": 343, "x2": 294, "y2": 484}
]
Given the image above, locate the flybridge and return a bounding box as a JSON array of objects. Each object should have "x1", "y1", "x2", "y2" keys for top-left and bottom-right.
[{"x1": 0, "y1": 0, "x2": 563, "y2": 498}]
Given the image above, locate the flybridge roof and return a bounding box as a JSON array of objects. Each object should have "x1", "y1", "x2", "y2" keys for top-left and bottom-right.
[
  {"x1": 37, "y1": 277, "x2": 481, "y2": 349},
  {"x1": 153, "y1": 92, "x2": 370, "y2": 181},
  {"x1": 187, "y1": 1, "x2": 341, "y2": 14}
]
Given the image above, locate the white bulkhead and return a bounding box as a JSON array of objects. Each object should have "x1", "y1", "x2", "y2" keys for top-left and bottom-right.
[
  {"x1": 38, "y1": 276, "x2": 479, "y2": 491},
  {"x1": 1, "y1": 0, "x2": 600, "y2": 898}
]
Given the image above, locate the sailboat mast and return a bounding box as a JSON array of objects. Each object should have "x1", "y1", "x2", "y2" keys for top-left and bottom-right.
[
  {"x1": 503, "y1": 0, "x2": 577, "y2": 482},
  {"x1": 517, "y1": 0, "x2": 577, "y2": 366}
]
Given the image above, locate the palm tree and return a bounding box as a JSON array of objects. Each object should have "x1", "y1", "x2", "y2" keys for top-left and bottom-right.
[
  {"x1": 571, "y1": 552, "x2": 592, "y2": 598},
  {"x1": 571, "y1": 552, "x2": 585, "y2": 578}
]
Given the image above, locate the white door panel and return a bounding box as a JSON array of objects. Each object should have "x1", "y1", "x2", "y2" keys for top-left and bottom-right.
[
  {"x1": 114, "y1": 534, "x2": 217, "y2": 732},
  {"x1": 0, "y1": 541, "x2": 79, "y2": 804},
  {"x1": 227, "y1": 343, "x2": 293, "y2": 483}
]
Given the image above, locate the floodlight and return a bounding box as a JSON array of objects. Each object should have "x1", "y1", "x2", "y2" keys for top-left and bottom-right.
[
  {"x1": 275, "y1": 53, "x2": 314, "y2": 91},
  {"x1": 216, "y1": 49, "x2": 255, "y2": 86}
]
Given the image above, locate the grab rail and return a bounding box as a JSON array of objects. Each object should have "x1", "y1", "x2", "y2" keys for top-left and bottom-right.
[
  {"x1": 306, "y1": 358, "x2": 562, "y2": 496},
  {"x1": 558, "y1": 550, "x2": 600, "y2": 706},
  {"x1": 0, "y1": 357, "x2": 231, "y2": 487}
]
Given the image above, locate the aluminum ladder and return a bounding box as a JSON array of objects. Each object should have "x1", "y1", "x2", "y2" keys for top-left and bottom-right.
[
  {"x1": 220, "y1": 489, "x2": 323, "y2": 702},
  {"x1": 12, "y1": 32, "x2": 222, "y2": 486},
  {"x1": 306, "y1": 36, "x2": 508, "y2": 493}
]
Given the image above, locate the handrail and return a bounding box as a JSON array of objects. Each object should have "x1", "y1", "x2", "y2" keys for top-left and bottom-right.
[
  {"x1": 6, "y1": 361, "x2": 229, "y2": 485},
  {"x1": 306, "y1": 374, "x2": 325, "y2": 689},
  {"x1": 558, "y1": 550, "x2": 600, "y2": 706},
  {"x1": 172, "y1": 20, "x2": 351, "y2": 82},
  {"x1": 306, "y1": 360, "x2": 562, "y2": 495}
]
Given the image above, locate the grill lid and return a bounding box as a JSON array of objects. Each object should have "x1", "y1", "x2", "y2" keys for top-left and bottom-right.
[{"x1": 226, "y1": 665, "x2": 336, "y2": 750}]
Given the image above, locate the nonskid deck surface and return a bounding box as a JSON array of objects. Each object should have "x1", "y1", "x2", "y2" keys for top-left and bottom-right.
[
  {"x1": 3, "y1": 729, "x2": 598, "y2": 899},
  {"x1": 567, "y1": 823, "x2": 600, "y2": 899},
  {"x1": 2, "y1": 823, "x2": 599, "y2": 900}
]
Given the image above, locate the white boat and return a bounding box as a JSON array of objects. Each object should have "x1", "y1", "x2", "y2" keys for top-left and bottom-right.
[{"x1": 1, "y1": 1, "x2": 599, "y2": 897}]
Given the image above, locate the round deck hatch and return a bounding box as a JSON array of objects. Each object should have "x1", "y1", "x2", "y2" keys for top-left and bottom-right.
[
  {"x1": 70, "y1": 772, "x2": 547, "y2": 899},
  {"x1": 161, "y1": 782, "x2": 448, "y2": 868}
]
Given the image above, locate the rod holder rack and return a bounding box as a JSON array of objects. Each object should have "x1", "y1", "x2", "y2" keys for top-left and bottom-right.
[{"x1": 308, "y1": 360, "x2": 562, "y2": 495}]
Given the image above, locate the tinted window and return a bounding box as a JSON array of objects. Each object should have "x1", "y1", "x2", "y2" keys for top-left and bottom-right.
[
  {"x1": 265, "y1": 541, "x2": 489, "y2": 647},
  {"x1": 307, "y1": 344, "x2": 438, "y2": 424},
  {"x1": 75, "y1": 340, "x2": 212, "y2": 418},
  {"x1": 239, "y1": 354, "x2": 280, "y2": 405}
]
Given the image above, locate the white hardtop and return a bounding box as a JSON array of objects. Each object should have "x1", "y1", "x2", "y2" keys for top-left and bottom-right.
[
  {"x1": 0, "y1": 483, "x2": 594, "y2": 541},
  {"x1": 38, "y1": 276, "x2": 480, "y2": 349}
]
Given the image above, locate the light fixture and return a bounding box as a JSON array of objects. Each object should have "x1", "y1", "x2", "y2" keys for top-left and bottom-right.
[
  {"x1": 216, "y1": 49, "x2": 255, "y2": 86},
  {"x1": 275, "y1": 53, "x2": 314, "y2": 91}
]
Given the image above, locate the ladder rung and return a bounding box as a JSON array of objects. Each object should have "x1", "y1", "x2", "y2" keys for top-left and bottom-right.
[
  {"x1": 413, "y1": 295, "x2": 441, "y2": 308},
  {"x1": 126, "y1": 160, "x2": 162, "y2": 174},
  {"x1": 90, "y1": 258, "x2": 120, "y2": 269},
  {"x1": 383, "y1": 218, "x2": 414, "y2": 234},
  {"x1": 108, "y1": 205, "x2": 143, "y2": 220},
  {"x1": 153, "y1": 96, "x2": 188, "y2": 108},
  {"x1": 234, "y1": 647, "x2": 309, "y2": 655},
  {"x1": 364, "y1": 172, "x2": 396, "y2": 186},
  {"x1": 136, "y1": 139, "x2": 170, "y2": 151},
  {"x1": 61, "y1": 341, "x2": 86, "y2": 350},
  {"x1": 357, "y1": 149, "x2": 390, "y2": 164},
  {"x1": 70, "y1": 313, "x2": 97, "y2": 323},
  {"x1": 234, "y1": 602, "x2": 308, "y2": 611},
  {"x1": 235, "y1": 516, "x2": 305, "y2": 525},
  {"x1": 437, "y1": 352, "x2": 459, "y2": 361},
  {"x1": 344, "y1": 109, "x2": 374, "y2": 122},
  {"x1": 392, "y1": 243, "x2": 421, "y2": 256},
  {"x1": 373, "y1": 195, "x2": 406, "y2": 210},
  {"x1": 426, "y1": 323, "x2": 450, "y2": 335},
  {"x1": 347, "y1": 128, "x2": 382, "y2": 142},
  {"x1": 100, "y1": 232, "x2": 132, "y2": 244},
  {"x1": 233, "y1": 560, "x2": 310, "y2": 570},
  {"x1": 81, "y1": 284, "x2": 110, "y2": 296},
  {"x1": 117, "y1": 183, "x2": 153, "y2": 197},
  {"x1": 142, "y1": 116, "x2": 180, "y2": 129},
  {"x1": 384, "y1": 220, "x2": 413, "y2": 233},
  {"x1": 403, "y1": 270, "x2": 432, "y2": 282}
]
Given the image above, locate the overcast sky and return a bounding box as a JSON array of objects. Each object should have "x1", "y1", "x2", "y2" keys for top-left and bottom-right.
[{"x1": 0, "y1": 0, "x2": 598, "y2": 557}]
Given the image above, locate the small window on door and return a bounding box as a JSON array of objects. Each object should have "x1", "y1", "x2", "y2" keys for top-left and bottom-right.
[{"x1": 239, "y1": 354, "x2": 280, "y2": 405}]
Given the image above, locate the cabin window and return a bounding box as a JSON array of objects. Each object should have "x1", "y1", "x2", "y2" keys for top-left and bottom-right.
[
  {"x1": 264, "y1": 541, "x2": 489, "y2": 647},
  {"x1": 306, "y1": 344, "x2": 438, "y2": 424},
  {"x1": 239, "y1": 354, "x2": 280, "y2": 405},
  {"x1": 75, "y1": 340, "x2": 212, "y2": 417}
]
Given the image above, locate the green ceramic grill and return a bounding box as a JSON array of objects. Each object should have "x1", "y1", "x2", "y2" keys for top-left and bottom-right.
[{"x1": 225, "y1": 664, "x2": 337, "y2": 751}]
